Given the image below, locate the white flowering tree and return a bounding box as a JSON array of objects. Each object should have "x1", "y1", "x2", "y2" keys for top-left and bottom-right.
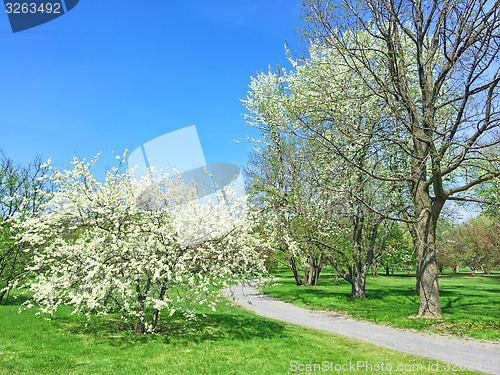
[
  {"x1": 243, "y1": 42, "x2": 408, "y2": 298},
  {"x1": 15, "y1": 152, "x2": 265, "y2": 333}
]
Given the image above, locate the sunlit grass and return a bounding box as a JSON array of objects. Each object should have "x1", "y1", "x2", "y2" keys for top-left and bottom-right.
[{"x1": 0, "y1": 288, "x2": 485, "y2": 374}]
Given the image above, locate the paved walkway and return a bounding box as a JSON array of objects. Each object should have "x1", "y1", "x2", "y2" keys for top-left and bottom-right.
[{"x1": 223, "y1": 281, "x2": 500, "y2": 375}]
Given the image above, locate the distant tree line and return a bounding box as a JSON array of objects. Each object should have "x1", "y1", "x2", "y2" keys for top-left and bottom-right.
[{"x1": 0, "y1": 152, "x2": 50, "y2": 303}]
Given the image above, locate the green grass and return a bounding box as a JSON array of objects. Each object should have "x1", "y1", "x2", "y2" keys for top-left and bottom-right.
[
  {"x1": 265, "y1": 269, "x2": 500, "y2": 340},
  {"x1": 0, "y1": 290, "x2": 485, "y2": 374}
]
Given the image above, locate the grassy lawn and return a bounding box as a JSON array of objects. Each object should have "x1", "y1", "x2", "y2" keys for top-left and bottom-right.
[
  {"x1": 0, "y1": 291, "x2": 485, "y2": 374},
  {"x1": 265, "y1": 268, "x2": 500, "y2": 340}
]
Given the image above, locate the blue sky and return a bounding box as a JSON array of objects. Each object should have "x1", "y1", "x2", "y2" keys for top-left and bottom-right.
[{"x1": 0, "y1": 1, "x2": 304, "y2": 178}]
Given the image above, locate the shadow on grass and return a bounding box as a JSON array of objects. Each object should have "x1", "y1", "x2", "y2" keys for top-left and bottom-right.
[
  {"x1": 439, "y1": 273, "x2": 500, "y2": 280},
  {"x1": 0, "y1": 292, "x2": 30, "y2": 306},
  {"x1": 276, "y1": 273, "x2": 500, "y2": 299},
  {"x1": 53, "y1": 308, "x2": 287, "y2": 347},
  {"x1": 1, "y1": 287, "x2": 289, "y2": 346},
  {"x1": 441, "y1": 296, "x2": 465, "y2": 312},
  {"x1": 268, "y1": 284, "x2": 421, "y2": 313},
  {"x1": 157, "y1": 313, "x2": 288, "y2": 345},
  {"x1": 364, "y1": 288, "x2": 417, "y2": 299}
]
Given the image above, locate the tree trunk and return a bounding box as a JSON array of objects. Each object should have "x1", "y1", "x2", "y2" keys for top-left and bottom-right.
[
  {"x1": 135, "y1": 321, "x2": 146, "y2": 334},
  {"x1": 350, "y1": 214, "x2": 367, "y2": 299},
  {"x1": 151, "y1": 282, "x2": 168, "y2": 330},
  {"x1": 350, "y1": 273, "x2": 366, "y2": 298},
  {"x1": 414, "y1": 244, "x2": 421, "y2": 293},
  {"x1": 289, "y1": 255, "x2": 302, "y2": 286},
  {"x1": 304, "y1": 253, "x2": 322, "y2": 286},
  {"x1": 304, "y1": 268, "x2": 321, "y2": 286},
  {"x1": 417, "y1": 244, "x2": 441, "y2": 318},
  {"x1": 0, "y1": 289, "x2": 7, "y2": 304},
  {"x1": 414, "y1": 190, "x2": 443, "y2": 318},
  {"x1": 135, "y1": 279, "x2": 150, "y2": 333},
  {"x1": 151, "y1": 309, "x2": 160, "y2": 330},
  {"x1": 371, "y1": 262, "x2": 378, "y2": 277},
  {"x1": 348, "y1": 221, "x2": 379, "y2": 299},
  {"x1": 313, "y1": 264, "x2": 321, "y2": 285},
  {"x1": 415, "y1": 270, "x2": 420, "y2": 293}
]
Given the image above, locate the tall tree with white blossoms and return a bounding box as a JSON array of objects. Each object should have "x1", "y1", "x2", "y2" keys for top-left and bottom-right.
[
  {"x1": 16, "y1": 152, "x2": 265, "y2": 333},
  {"x1": 243, "y1": 59, "x2": 404, "y2": 298},
  {"x1": 300, "y1": 0, "x2": 500, "y2": 318}
]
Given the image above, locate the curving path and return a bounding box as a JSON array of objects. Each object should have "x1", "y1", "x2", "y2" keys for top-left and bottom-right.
[{"x1": 222, "y1": 281, "x2": 500, "y2": 375}]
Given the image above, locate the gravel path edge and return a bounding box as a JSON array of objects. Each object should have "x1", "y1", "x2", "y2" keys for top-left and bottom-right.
[{"x1": 222, "y1": 281, "x2": 500, "y2": 375}]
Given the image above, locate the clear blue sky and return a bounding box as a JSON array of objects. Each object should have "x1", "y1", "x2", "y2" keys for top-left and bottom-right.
[{"x1": 0, "y1": 1, "x2": 304, "y2": 178}]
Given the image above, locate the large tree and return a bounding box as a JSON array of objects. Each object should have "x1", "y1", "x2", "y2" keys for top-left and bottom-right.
[
  {"x1": 243, "y1": 58, "x2": 403, "y2": 297},
  {"x1": 298, "y1": 0, "x2": 500, "y2": 318},
  {"x1": 15, "y1": 152, "x2": 265, "y2": 333}
]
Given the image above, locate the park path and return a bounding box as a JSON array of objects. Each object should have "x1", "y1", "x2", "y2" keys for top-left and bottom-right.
[{"x1": 222, "y1": 281, "x2": 500, "y2": 375}]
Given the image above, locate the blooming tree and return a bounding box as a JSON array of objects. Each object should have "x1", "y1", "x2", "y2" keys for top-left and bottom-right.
[
  {"x1": 15, "y1": 151, "x2": 265, "y2": 333},
  {"x1": 243, "y1": 44, "x2": 407, "y2": 298},
  {"x1": 299, "y1": 0, "x2": 500, "y2": 318}
]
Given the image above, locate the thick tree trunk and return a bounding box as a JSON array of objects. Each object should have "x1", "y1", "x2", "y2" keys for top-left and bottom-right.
[
  {"x1": 414, "y1": 190, "x2": 443, "y2": 318},
  {"x1": 304, "y1": 253, "x2": 322, "y2": 286},
  {"x1": 350, "y1": 273, "x2": 367, "y2": 298},
  {"x1": 412, "y1": 232, "x2": 420, "y2": 293},
  {"x1": 417, "y1": 244, "x2": 441, "y2": 318}
]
